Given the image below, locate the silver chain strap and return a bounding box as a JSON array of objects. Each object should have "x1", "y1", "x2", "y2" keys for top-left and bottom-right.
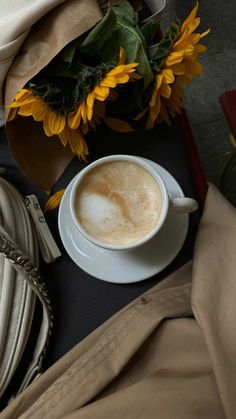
[{"x1": 0, "y1": 232, "x2": 53, "y2": 364}]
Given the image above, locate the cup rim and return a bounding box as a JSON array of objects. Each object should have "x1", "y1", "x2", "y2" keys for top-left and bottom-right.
[{"x1": 70, "y1": 155, "x2": 169, "y2": 251}]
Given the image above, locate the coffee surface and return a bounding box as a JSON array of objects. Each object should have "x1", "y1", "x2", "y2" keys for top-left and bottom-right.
[{"x1": 74, "y1": 161, "x2": 163, "y2": 246}]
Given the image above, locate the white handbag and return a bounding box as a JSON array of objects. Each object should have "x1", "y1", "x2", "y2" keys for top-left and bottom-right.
[{"x1": 0, "y1": 176, "x2": 60, "y2": 402}]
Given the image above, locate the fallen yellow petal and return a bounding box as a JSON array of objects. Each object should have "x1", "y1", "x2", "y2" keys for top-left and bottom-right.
[{"x1": 44, "y1": 189, "x2": 65, "y2": 213}]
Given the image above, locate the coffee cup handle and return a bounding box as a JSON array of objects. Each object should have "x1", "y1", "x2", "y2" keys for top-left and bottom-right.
[{"x1": 169, "y1": 197, "x2": 198, "y2": 214}]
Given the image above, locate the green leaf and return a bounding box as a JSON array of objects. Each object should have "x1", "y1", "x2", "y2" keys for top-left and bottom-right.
[
  {"x1": 100, "y1": 2, "x2": 153, "y2": 89},
  {"x1": 147, "y1": 19, "x2": 181, "y2": 71},
  {"x1": 148, "y1": 45, "x2": 170, "y2": 62},
  {"x1": 59, "y1": 38, "x2": 81, "y2": 63},
  {"x1": 113, "y1": 1, "x2": 137, "y2": 26},
  {"x1": 140, "y1": 20, "x2": 160, "y2": 46},
  {"x1": 80, "y1": 7, "x2": 117, "y2": 56}
]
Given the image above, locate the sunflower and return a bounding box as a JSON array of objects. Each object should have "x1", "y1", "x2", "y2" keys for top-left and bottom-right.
[
  {"x1": 68, "y1": 48, "x2": 139, "y2": 130},
  {"x1": 7, "y1": 48, "x2": 138, "y2": 158},
  {"x1": 146, "y1": 2, "x2": 210, "y2": 129},
  {"x1": 7, "y1": 88, "x2": 88, "y2": 159}
]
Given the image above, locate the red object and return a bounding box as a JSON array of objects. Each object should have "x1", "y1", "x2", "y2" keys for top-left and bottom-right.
[
  {"x1": 219, "y1": 90, "x2": 236, "y2": 138},
  {"x1": 179, "y1": 109, "x2": 208, "y2": 208}
]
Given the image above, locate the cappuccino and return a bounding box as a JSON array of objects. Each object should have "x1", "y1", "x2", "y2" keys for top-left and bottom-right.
[{"x1": 74, "y1": 161, "x2": 163, "y2": 246}]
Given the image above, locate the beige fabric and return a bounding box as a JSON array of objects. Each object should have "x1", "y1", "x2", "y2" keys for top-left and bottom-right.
[
  {"x1": 1, "y1": 183, "x2": 236, "y2": 418},
  {"x1": 0, "y1": 0, "x2": 67, "y2": 125}
]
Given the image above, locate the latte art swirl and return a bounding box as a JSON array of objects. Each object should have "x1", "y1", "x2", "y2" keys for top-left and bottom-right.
[{"x1": 74, "y1": 161, "x2": 163, "y2": 246}]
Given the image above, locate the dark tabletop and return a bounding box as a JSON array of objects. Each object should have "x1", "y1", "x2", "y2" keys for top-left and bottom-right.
[{"x1": 0, "y1": 118, "x2": 200, "y2": 369}]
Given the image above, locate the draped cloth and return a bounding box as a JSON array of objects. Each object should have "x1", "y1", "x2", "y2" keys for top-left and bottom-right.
[{"x1": 1, "y1": 184, "x2": 236, "y2": 419}]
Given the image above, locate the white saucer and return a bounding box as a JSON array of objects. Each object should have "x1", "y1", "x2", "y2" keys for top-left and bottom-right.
[{"x1": 58, "y1": 160, "x2": 189, "y2": 284}]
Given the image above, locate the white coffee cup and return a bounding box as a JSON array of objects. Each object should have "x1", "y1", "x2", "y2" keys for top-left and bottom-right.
[{"x1": 70, "y1": 155, "x2": 198, "y2": 251}]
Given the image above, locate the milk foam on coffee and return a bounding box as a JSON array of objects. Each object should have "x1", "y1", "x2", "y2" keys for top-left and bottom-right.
[{"x1": 74, "y1": 161, "x2": 163, "y2": 246}]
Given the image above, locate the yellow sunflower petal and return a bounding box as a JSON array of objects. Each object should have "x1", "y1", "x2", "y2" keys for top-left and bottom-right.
[
  {"x1": 200, "y1": 28, "x2": 211, "y2": 38},
  {"x1": 44, "y1": 189, "x2": 65, "y2": 213},
  {"x1": 68, "y1": 107, "x2": 81, "y2": 130},
  {"x1": 165, "y1": 51, "x2": 184, "y2": 67},
  {"x1": 149, "y1": 87, "x2": 158, "y2": 107},
  {"x1": 166, "y1": 98, "x2": 182, "y2": 114},
  {"x1": 9, "y1": 95, "x2": 36, "y2": 108},
  {"x1": 160, "y1": 104, "x2": 172, "y2": 125},
  {"x1": 48, "y1": 109, "x2": 65, "y2": 135},
  {"x1": 68, "y1": 129, "x2": 88, "y2": 159},
  {"x1": 176, "y1": 75, "x2": 191, "y2": 85},
  {"x1": 107, "y1": 63, "x2": 137, "y2": 77},
  {"x1": 149, "y1": 95, "x2": 161, "y2": 122},
  {"x1": 124, "y1": 63, "x2": 139, "y2": 71},
  {"x1": 173, "y1": 39, "x2": 194, "y2": 51},
  {"x1": 181, "y1": 2, "x2": 199, "y2": 34},
  {"x1": 170, "y1": 63, "x2": 186, "y2": 76},
  {"x1": 183, "y1": 60, "x2": 203, "y2": 76},
  {"x1": 156, "y1": 73, "x2": 163, "y2": 89},
  {"x1": 94, "y1": 93, "x2": 107, "y2": 101},
  {"x1": 43, "y1": 110, "x2": 54, "y2": 137},
  {"x1": 7, "y1": 107, "x2": 18, "y2": 121},
  {"x1": 15, "y1": 88, "x2": 31, "y2": 101},
  {"x1": 113, "y1": 73, "x2": 129, "y2": 84},
  {"x1": 94, "y1": 85, "x2": 110, "y2": 100},
  {"x1": 59, "y1": 125, "x2": 88, "y2": 158},
  {"x1": 86, "y1": 93, "x2": 95, "y2": 121},
  {"x1": 194, "y1": 43, "x2": 207, "y2": 53},
  {"x1": 146, "y1": 116, "x2": 155, "y2": 130},
  {"x1": 18, "y1": 103, "x2": 34, "y2": 116},
  {"x1": 185, "y1": 17, "x2": 201, "y2": 36},
  {"x1": 10, "y1": 88, "x2": 35, "y2": 107},
  {"x1": 86, "y1": 92, "x2": 95, "y2": 108},
  {"x1": 162, "y1": 69, "x2": 175, "y2": 83},
  {"x1": 159, "y1": 83, "x2": 172, "y2": 99},
  {"x1": 81, "y1": 123, "x2": 89, "y2": 135},
  {"x1": 31, "y1": 99, "x2": 49, "y2": 121},
  {"x1": 80, "y1": 101, "x2": 88, "y2": 123},
  {"x1": 58, "y1": 126, "x2": 68, "y2": 146},
  {"x1": 100, "y1": 76, "x2": 117, "y2": 88},
  {"x1": 187, "y1": 33, "x2": 201, "y2": 45},
  {"x1": 170, "y1": 83, "x2": 185, "y2": 101},
  {"x1": 133, "y1": 107, "x2": 148, "y2": 121},
  {"x1": 104, "y1": 117, "x2": 135, "y2": 133}
]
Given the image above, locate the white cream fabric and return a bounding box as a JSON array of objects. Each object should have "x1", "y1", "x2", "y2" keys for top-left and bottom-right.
[{"x1": 0, "y1": 0, "x2": 66, "y2": 126}]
